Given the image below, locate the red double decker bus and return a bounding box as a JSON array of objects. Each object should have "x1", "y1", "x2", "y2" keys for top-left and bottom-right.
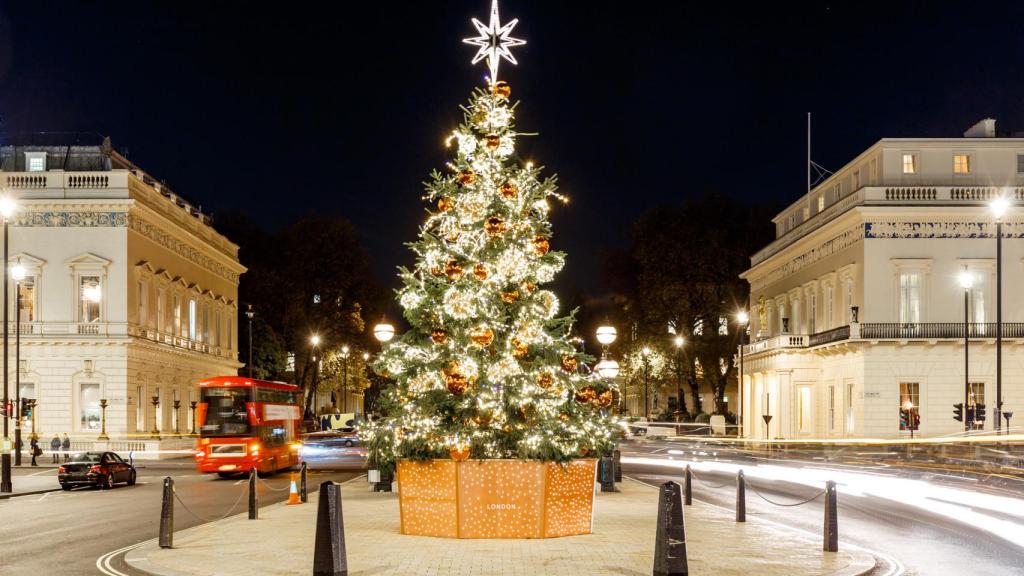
[{"x1": 194, "y1": 376, "x2": 302, "y2": 477}]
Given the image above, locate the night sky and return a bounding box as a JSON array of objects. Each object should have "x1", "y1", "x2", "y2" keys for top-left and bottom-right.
[{"x1": 1, "y1": 1, "x2": 1022, "y2": 295}]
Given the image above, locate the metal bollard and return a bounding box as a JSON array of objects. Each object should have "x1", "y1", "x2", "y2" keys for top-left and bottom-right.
[
  {"x1": 599, "y1": 456, "x2": 616, "y2": 492},
  {"x1": 683, "y1": 465, "x2": 692, "y2": 506},
  {"x1": 301, "y1": 461, "x2": 309, "y2": 503},
  {"x1": 823, "y1": 480, "x2": 838, "y2": 552},
  {"x1": 613, "y1": 448, "x2": 622, "y2": 483},
  {"x1": 375, "y1": 468, "x2": 393, "y2": 493},
  {"x1": 313, "y1": 481, "x2": 349, "y2": 576},
  {"x1": 735, "y1": 470, "x2": 746, "y2": 522},
  {"x1": 159, "y1": 476, "x2": 174, "y2": 549},
  {"x1": 653, "y1": 481, "x2": 688, "y2": 576},
  {"x1": 248, "y1": 467, "x2": 259, "y2": 520}
]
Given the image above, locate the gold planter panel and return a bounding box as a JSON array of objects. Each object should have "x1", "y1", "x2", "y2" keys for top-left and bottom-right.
[{"x1": 397, "y1": 458, "x2": 597, "y2": 539}]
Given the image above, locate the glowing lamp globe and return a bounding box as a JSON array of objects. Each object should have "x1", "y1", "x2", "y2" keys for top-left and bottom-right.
[
  {"x1": 991, "y1": 196, "x2": 1010, "y2": 220},
  {"x1": 374, "y1": 322, "x2": 396, "y2": 343},
  {"x1": 0, "y1": 197, "x2": 15, "y2": 219},
  {"x1": 310, "y1": 334, "x2": 321, "y2": 347},
  {"x1": 958, "y1": 271, "x2": 975, "y2": 290},
  {"x1": 11, "y1": 264, "x2": 26, "y2": 282},
  {"x1": 595, "y1": 325, "x2": 617, "y2": 345},
  {"x1": 595, "y1": 358, "x2": 620, "y2": 379},
  {"x1": 673, "y1": 335, "x2": 684, "y2": 348},
  {"x1": 737, "y1": 311, "x2": 749, "y2": 324}
]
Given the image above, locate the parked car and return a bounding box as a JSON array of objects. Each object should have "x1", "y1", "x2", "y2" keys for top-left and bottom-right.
[
  {"x1": 302, "y1": 430, "x2": 361, "y2": 448},
  {"x1": 58, "y1": 451, "x2": 136, "y2": 490}
]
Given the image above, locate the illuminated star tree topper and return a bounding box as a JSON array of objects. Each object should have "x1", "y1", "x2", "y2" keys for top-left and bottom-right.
[{"x1": 462, "y1": 0, "x2": 526, "y2": 83}]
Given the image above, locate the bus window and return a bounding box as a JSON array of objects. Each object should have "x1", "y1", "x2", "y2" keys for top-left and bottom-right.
[{"x1": 201, "y1": 387, "x2": 252, "y2": 436}]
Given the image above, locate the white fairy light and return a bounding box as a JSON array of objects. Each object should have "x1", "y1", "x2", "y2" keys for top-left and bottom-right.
[{"x1": 462, "y1": 0, "x2": 526, "y2": 83}]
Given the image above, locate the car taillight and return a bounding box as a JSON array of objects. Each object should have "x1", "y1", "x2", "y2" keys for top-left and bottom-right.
[
  {"x1": 58, "y1": 466, "x2": 65, "y2": 473},
  {"x1": 89, "y1": 465, "x2": 102, "y2": 474}
]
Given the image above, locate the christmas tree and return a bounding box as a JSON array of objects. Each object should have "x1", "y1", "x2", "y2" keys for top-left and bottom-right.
[{"x1": 362, "y1": 0, "x2": 621, "y2": 473}]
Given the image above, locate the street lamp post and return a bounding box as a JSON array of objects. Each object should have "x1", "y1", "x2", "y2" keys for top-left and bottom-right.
[
  {"x1": 641, "y1": 346, "x2": 651, "y2": 420},
  {"x1": 737, "y1": 310, "x2": 750, "y2": 438},
  {"x1": 173, "y1": 399, "x2": 182, "y2": 438},
  {"x1": 959, "y1": 270, "x2": 973, "y2": 433},
  {"x1": 246, "y1": 305, "x2": 254, "y2": 378},
  {"x1": 98, "y1": 399, "x2": 110, "y2": 441},
  {"x1": 340, "y1": 345, "x2": 351, "y2": 413},
  {"x1": 12, "y1": 262, "x2": 24, "y2": 466},
  {"x1": 904, "y1": 400, "x2": 916, "y2": 440},
  {"x1": 991, "y1": 196, "x2": 1009, "y2": 432},
  {"x1": 673, "y1": 336, "x2": 685, "y2": 422},
  {"x1": 595, "y1": 325, "x2": 619, "y2": 411},
  {"x1": 1, "y1": 195, "x2": 16, "y2": 493},
  {"x1": 310, "y1": 334, "x2": 321, "y2": 416},
  {"x1": 151, "y1": 395, "x2": 161, "y2": 440},
  {"x1": 189, "y1": 400, "x2": 198, "y2": 435},
  {"x1": 371, "y1": 321, "x2": 395, "y2": 493}
]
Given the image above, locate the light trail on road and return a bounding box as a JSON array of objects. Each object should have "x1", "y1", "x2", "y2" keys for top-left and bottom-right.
[{"x1": 624, "y1": 455, "x2": 1024, "y2": 550}]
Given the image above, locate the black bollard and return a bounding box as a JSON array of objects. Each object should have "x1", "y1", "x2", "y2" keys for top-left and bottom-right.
[
  {"x1": 301, "y1": 461, "x2": 309, "y2": 503},
  {"x1": 823, "y1": 480, "x2": 838, "y2": 552},
  {"x1": 613, "y1": 448, "x2": 622, "y2": 483},
  {"x1": 159, "y1": 476, "x2": 174, "y2": 549},
  {"x1": 248, "y1": 467, "x2": 259, "y2": 520},
  {"x1": 375, "y1": 468, "x2": 393, "y2": 493},
  {"x1": 683, "y1": 465, "x2": 692, "y2": 506},
  {"x1": 599, "y1": 456, "x2": 616, "y2": 492},
  {"x1": 313, "y1": 481, "x2": 349, "y2": 576},
  {"x1": 653, "y1": 481, "x2": 688, "y2": 576},
  {"x1": 735, "y1": 470, "x2": 746, "y2": 523}
]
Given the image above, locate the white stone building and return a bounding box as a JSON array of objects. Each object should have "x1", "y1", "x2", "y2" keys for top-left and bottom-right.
[
  {"x1": 739, "y1": 119, "x2": 1024, "y2": 439},
  {"x1": 1, "y1": 141, "x2": 244, "y2": 449}
]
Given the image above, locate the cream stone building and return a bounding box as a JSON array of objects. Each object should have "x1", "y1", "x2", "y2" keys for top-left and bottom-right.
[
  {"x1": 739, "y1": 119, "x2": 1024, "y2": 439},
  {"x1": 1, "y1": 140, "x2": 244, "y2": 450}
]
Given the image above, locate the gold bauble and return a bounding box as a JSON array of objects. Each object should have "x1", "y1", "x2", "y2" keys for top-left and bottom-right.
[
  {"x1": 443, "y1": 362, "x2": 469, "y2": 395},
  {"x1": 595, "y1": 390, "x2": 614, "y2": 408},
  {"x1": 537, "y1": 372, "x2": 553, "y2": 389},
  {"x1": 431, "y1": 329, "x2": 448, "y2": 345},
  {"x1": 484, "y1": 134, "x2": 501, "y2": 150},
  {"x1": 457, "y1": 169, "x2": 476, "y2": 185},
  {"x1": 493, "y1": 81, "x2": 511, "y2": 99},
  {"x1": 511, "y1": 338, "x2": 529, "y2": 359},
  {"x1": 449, "y1": 446, "x2": 471, "y2": 461},
  {"x1": 485, "y1": 216, "x2": 506, "y2": 237},
  {"x1": 444, "y1": 260, "x2": 464, "y2": 281},
  {"x1": 470, "y1": 327, "x2": 494, "y2": 347},
  {"x1": 561, "y1": 356, "x2": 578, "y2": 373},
  {"x1": 500, "y1": 290, "x2": 520, "y2": 304},
  {"x1": 429, "y1": 266, "x2": 444, "y2": 277},
  {"x1": 437, "y1": 197, "x2": 454, "y2": 212},
  {"x1": 524, "y1": 282, "x2": 537, "y2": 294},
  {"x1": 559, "y1": 412, "x2": 570, "y2": 422},
  {"x1": 500, "y1": 182, "x2": 518, "y2": 199},
  {"x1": 574, "y1": 386, "x2": 597, "y2": 404},
  {"x1": 473, "y1": 263, "x2": 488, "y2": 281},
  {"x1": 532, "y1": 236, "x2": 550, "y2": 257},
  {"x1": 472, "y1": 107, "x2": 488, "y2": 126}
]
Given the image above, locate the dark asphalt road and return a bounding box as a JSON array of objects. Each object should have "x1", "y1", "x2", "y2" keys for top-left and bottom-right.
[
  {"x1": 1, "y1": 459, "x2": 360, "y2": 575},
  {"x1": 622, "y1": 440, "x2": 1024, "y2": 576}
]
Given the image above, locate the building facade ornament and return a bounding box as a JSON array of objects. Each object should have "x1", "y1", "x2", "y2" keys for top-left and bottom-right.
[
  {"x1": 128, "y1": 215, "x2": 241, "y2": 285},
  {"x1": 865, "y1": 220, "x2": 1024, "y2": 239}
]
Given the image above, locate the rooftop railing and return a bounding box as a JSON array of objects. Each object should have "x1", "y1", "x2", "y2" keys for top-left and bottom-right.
[{"x1": 743, "y1": 322, "x2": 1024, "y2": 355}]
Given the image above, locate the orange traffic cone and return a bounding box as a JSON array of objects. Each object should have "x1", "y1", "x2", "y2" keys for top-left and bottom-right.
[{"x1": 286, "y1": 473, "x2": 302, "y2": 505}]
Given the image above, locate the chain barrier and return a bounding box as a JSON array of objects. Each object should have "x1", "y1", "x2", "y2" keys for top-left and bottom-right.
[
  {"x1": 256, "y1": 475, "x2": 292, "y2": 492},
  {"x1": 687, "y1": 469, "x2": 731, "y2": 490},
  {"x1": 745, "y1": 480, "x2": 826, "y2": 507},
  {"x1": 173, "y1": 482, "x2": 249, "y2": 523}
]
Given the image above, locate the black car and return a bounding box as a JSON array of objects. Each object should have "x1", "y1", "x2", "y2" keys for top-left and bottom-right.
[{"x1": 58, "y1": 451, "x2": 137, "y2": 490}]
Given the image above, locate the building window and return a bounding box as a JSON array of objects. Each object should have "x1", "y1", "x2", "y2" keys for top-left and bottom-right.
[
  {"x1": 188, "y1": 299, "x2": 197, "y2": 340},
  {"x1": 902, "y1": 153, "x2": 917, "y2": 174},
  {"x1": 833, "y1": 183, "x2": 841, "y2": 199},
  {"x1": 26, "y1": 153, "x2": 46, "y2": 172},
  {"x1": 852, "y1": 170, "x2": 860, "y2": 190},
  {"x1": 899, "y1": 382, "x2": 920, "y2": 431},
  {"x1": 824, "y1": 284, "x2": 834, "y2": 329},
  {"x1": 80, "y1": 276, "x2": 102, "y2": 323},
  {"x1": 808, "y1": 292, "x2": 817, "y2": 334},
  {"x1": 845, "y1": 381, "x2": 855, "y2": 433},
  {"x1": 136, "y1": 385, "x2": 145, "y2": 432},
  {"x1": 174, "y1": 295, "x2": 182, "y2": 336},
  {"x1": 968, "y1": 273, "x2": 986, "y2": 324},
  {"x1": 817, "y1": 195, "x2": 825, "y2": 212},
  {"x1": 202, "y1": 304, "x2": 210, "y2": 343},
  {"x1": 802, "y1": 206, "x2": 810, "y2": 221},
  {"x1": 798, "y1": 386, "x2": 812, "y2": 434},
  {"x1": 138, "y1": 281, "x2": 148, "y2": 327},
  {"x1": 17, "y1": 275, "x2": 36, "y2": 322},
  {"x1": 790, "y1": 299, "x2": 800, "y2": 334},
  {"x1": 969, "y1": 382, "x2": 985, "y2": 430},
  {"x1": 777, "y1": 303, "x2": 786, "y2": 333},
  {"x1": 156, "y1": 288, "x2": 165, "y2": 332},
  {"x1": 845, "y1": 277, "x2": 854, "y2": 322},
  {"x1": 898, "y1": 272, "x2": 921, "y2": 324},
  {"x1": 953, "y1": 153, "x2": 971, "y2": 174},
  {"x1": 154, "y1": 387, "x2": 162, "y2": 432},
  {"x1": 828, "y1": 385, "x2": 836, "y2": 431},
  {"x1": 227, "y1": 312, "x2": 234, "y2": 349},
  {"x1": 1017, "y1": 153, "x2": 1024, "y2": 174},
  {"x1": 80, "y1": 382, "x2": 101, "y2": 430}
]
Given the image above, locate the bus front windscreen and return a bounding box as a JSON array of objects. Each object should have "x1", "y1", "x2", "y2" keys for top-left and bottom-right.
[{"x1": 201, "y1": 387, "x2": 252, "y2": 436}]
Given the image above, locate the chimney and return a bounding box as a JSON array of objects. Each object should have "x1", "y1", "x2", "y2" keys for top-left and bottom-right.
[{"x1": 963, "y1": 118, "x2": 996, "y2": 138}]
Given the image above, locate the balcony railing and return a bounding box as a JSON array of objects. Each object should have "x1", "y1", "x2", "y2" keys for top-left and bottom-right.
[
  {"x1": 860, "y1": 322, "x2": 1024, "y2": 340},
  {"x1": 807, "y1": 325, "x2": 851, "y2": 347}
]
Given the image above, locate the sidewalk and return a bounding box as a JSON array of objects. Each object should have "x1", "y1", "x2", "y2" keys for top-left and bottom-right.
[
  {"x1": 126, "y1": 475, "x2": 877, "y2": 576},
  {"x1": 0, "y1": 466, "x2": 61, "y2": 499}
]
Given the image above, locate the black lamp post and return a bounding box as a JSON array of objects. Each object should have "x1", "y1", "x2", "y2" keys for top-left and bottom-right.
[
  {"x1": 245, "y1": 305, "x2": 254, "y2": 378},
  {"x1": 959, "y1": 270, "x2": 973, "y2": 433},
  {"x1": 12, "y1": 262, "x2": 24, "y2": 466},
  {"x1": 1, "y1": 196, "x2": 16, "y2": 493},
  {"x1": 340, "y1": 345, "x2": 350, "y2": 413},
  {"x1": 737, "y1": 311, "x2": 750, "y2": 438},
  {"x1": 641, "y1": 347, "x2": 651, "y2": 420},
  {"x1": 991, "y1": 196, "x2": 1008, "y2": 432}
]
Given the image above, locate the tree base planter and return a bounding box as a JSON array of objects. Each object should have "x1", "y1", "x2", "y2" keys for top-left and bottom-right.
[{"x1": 397, "y1": 458, "x2": 598, "y2": 539}]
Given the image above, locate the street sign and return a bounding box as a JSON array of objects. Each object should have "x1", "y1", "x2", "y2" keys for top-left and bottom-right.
[
  {"x1": 1, "y1": 437, "x2": 11, "y2": 454},
  {"x1": 762, "y1": 414, "x2": 773, "y2": 426}
]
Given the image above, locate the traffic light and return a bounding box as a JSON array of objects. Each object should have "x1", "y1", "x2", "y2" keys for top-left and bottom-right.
[
  {"x1": 954, "y1": 403, "x2": 963, "y2": 422},
  {"x1": 20, "y1": 398, "x2": 32, "y2": 419},
  {"x1": 974, "y1": 403, "x2": 986, "y2": 422}
]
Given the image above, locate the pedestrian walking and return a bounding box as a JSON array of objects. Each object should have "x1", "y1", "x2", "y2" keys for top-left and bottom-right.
[
  {"x1": 50, "y1": 434, "x2": 61, "y2": 463},
  {"x1": 29, "y1": 436, "x2": 40, "y2": 467},
  {"x1": 62, "y1": 433, "x2": 71, "y2": 462}
]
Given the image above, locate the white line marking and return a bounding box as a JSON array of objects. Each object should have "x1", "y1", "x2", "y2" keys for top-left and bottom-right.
[
  {"x1": 36, "y1": 492, "x2": 49, "y2": 502},
  {"x1": 233, "y1": 479, "x2": 246, "y2": 485},
  {"x1": 96, "y1": 537, "x2": 157, "y2": 576},
  {"x1": 27, "y1": 468, "x2": 57, "y2": 476}
]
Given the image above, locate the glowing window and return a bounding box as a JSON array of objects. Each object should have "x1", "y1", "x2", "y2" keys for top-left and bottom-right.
[
  {"x1": 954, "y1": 154, "x2": 971, "y2": 174},
  {"x1": 902, "y1": 154, "x2": 916, "y2": 174}
]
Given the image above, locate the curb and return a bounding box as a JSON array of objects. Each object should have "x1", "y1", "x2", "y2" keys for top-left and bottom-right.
[{"x1": 0, "y1": 487, "x2": 62, "y2": 500}]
